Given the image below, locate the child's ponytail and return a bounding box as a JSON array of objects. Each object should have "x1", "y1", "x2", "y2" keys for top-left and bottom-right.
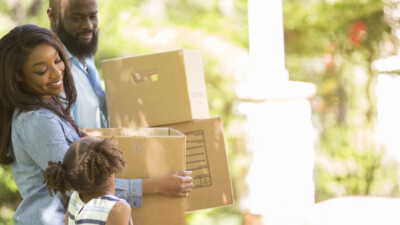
[{"x1": 43, "y1": 161, "x2": 72, "y2": 201}]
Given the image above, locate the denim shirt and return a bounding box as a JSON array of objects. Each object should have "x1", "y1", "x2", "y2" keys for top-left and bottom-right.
[{"x1": 10, "y1": 108, "x2": 142, "y2": 225}]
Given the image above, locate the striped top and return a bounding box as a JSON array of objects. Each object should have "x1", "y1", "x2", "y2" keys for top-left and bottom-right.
[{"x1": 67, "y1": 191, "x2": 132, "y2": 225}]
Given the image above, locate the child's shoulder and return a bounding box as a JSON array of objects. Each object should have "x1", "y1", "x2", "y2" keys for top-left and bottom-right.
[
  {"x1": 69, "y1": 191, "x2": 81, "y2": 205},
  {"x1": 105, "y1": 198, "x2": 131, "y2": 225},
  {"x1": 111, "y1": 197, "x2": 131, "y2": 212}
]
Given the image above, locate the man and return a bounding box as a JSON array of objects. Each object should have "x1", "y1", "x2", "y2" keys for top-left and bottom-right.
[
  {"x1": 47, "y1": 0, "x2": 192, "y2": 219},
  {"x1": 48, "y1": 0, "x2": 106, "y2": 129}
]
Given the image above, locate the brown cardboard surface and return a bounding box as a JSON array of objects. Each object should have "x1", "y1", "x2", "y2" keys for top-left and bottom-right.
[
  {"x1": 82, "y1": 128, "x2": 186, "y2": 225},
  {"x1": 101, "y1": 49, "x2": 210, "y2": 128},
  {"x1": 158, "y1": 116, "x2": 234, "y2": 211}
]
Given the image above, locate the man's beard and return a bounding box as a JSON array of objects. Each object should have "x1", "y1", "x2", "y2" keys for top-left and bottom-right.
[{"x1": 55, "y1": 21, "x2": 98, "y2": 59}]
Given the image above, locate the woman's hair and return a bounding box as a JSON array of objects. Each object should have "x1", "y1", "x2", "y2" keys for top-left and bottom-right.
[
  {"x1": 0, "y1": 24, "x2": 77, "y2": 165},
  {"x1": 43, "y1": 137, "x2": 126, "y2": 200}
]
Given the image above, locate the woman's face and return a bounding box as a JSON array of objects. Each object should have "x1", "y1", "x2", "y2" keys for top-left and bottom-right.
[{"x1": 20, "y1": 44, "x2": 65, "y2": 101}]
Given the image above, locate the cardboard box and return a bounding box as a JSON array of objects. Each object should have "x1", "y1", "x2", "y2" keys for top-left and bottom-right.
[
  {"x1": 82, "y1": 128, "x2": 186, "y2": 225},
  {"x1": 158, "y1": 116, "x2": 234, "y2": 211},
  {"x1": 101, "y1": 49, "x2": 210, "y2": 128}
]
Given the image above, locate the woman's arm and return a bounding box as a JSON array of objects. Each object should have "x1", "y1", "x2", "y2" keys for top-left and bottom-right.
[
  {"x1": 142, "y1": 170, "x2": 193, "y2": 197},
  {"x1": 114, "y1": 170, "x2": 193, "y2": 209}
]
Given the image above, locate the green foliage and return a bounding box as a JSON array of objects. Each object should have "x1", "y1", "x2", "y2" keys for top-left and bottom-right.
[
  {"x1": 284, "y1": 0, "x2": 399, "y2": 203},
  {"x1": 0, "y1": 167, "x2": 20, "y2": 224},
  {"x1": 315, "y1": 124, "x2": 399, "y2": 202},
  {"x1": 186, "y1": 206, "x2": 242, "y2": 225}
]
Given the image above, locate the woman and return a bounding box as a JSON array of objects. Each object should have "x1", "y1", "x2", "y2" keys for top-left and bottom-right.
[
  {"x1": 0, "y1": 24, "x2": 80, "y2": 225},
  {"x1": 0, "y1": 24, "x2": 192, "y2": 225}
]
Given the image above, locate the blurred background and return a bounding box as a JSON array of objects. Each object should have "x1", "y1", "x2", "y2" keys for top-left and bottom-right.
[{"x1": 2, "y1": 0, "x2": 400, "y2": 224}]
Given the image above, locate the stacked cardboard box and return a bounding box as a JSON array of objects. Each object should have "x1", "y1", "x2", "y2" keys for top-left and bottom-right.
[
  {"x1": 102, "y1": 49, "x2": 209, "y2": 128},
  {"x1": 101, "y1": 49, "x2": 234, "y2": 223},
  {"x1": 158, "y1": 116, "x2": 233, "y2": 211}
]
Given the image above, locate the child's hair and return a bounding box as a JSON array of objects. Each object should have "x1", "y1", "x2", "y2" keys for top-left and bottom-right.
[{"x1": 43, "y1": 136, "x2": 126, "y2": 200}]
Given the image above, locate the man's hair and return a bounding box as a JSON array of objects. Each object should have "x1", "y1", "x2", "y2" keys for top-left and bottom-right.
[
  {"x1": 43, "y1": 137, "x2": 126, "y2": 200},
  {"x1": 0, "y1": 24, "x2": 77, "y2": 165}
]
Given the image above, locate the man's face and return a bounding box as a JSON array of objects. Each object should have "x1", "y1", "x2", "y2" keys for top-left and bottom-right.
[{"x1": 55, "y1": 0, "x2": 99, "y2": 58}]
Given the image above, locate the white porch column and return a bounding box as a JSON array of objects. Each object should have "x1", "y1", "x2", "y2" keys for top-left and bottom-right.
[{"x1": 238, "y1": 1, "x2": 316, "y2": 224}]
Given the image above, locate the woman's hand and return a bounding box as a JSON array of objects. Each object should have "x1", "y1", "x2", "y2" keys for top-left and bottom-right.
[{"x1": 143, "y1": 170, "x2": 193, "y2": 197}]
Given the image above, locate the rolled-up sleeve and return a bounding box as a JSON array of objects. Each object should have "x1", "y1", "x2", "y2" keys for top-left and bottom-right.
[{"x1": 115, "y1": 178, "x2": 142, "y2": 208}]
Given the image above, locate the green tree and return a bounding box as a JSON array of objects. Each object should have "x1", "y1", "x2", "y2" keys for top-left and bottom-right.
[{"x1": 283, "y1": 0, "x2": 399, "y2": 202}]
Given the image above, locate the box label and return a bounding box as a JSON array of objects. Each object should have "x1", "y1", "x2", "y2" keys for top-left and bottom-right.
[{"x1": 185, "y1": 130, "x2": 212, "y2": 189}]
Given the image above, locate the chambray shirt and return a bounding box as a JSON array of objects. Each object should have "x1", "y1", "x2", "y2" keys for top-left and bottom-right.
[
  {"x1": 10, "y1": 108, "x2": 142, "y2": 225},
  {"x1": 64, "y1": 46, "x2": 108, "y2": 128}
]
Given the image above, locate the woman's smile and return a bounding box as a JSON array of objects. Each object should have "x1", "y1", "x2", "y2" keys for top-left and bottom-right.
[{"x1": 48, "y1": 77, "x2": 63, "y2": 87}]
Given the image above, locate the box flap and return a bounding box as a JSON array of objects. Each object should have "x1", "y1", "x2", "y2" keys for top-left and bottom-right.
[{"x1": 83, "y1": 127, "x2": 184, "y2": 137}]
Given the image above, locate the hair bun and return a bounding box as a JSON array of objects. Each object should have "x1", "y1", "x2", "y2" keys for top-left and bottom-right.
[{"x1": 57, "y1": 161, "x2": 64, "y2": 168}]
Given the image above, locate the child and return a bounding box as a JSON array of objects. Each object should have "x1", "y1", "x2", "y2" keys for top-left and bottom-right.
[{"x1": 43, "y1": 136, "x2": 133, "y2": 225}]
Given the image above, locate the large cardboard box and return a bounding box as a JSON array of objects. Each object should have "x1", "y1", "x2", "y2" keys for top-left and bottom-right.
[
  {"x1": 82, "y1": 128, "x2": 186, "y2": 225},
  {"x1": 101, "y1": 49, "x2": 210, "y2": 128},
  {"x1": 158, "y1": 116, "x2": 234, "y2": 211}
]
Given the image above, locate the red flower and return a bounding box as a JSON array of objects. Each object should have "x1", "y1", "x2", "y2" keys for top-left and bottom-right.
[{"x1": 349, "y1": 21, "x2": 367, "y2": 47}]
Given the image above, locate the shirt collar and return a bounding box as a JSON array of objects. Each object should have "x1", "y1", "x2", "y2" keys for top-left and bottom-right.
[
  {"x1": 62, "y1": 44, "x2": 73, "y2": 60},
  {"x1": 62, "y1": 44, "x2": 95, "y2": 63}
]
